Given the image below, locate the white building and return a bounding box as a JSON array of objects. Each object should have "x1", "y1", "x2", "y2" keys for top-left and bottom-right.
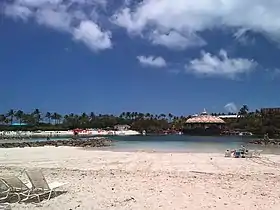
[
  {"x1": 114, "y1": 124, "x2": 131, "y2": 131},
  {"x1": 218, "y1": 115, "x2": 239, "y2": 119}
]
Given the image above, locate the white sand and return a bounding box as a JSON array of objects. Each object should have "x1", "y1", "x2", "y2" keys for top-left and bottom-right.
[{"x1": 1, "y1": 147, "x2": 280, "y2": 210}]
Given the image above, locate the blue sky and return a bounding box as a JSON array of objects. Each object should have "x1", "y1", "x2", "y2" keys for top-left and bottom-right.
[{"x1": 1, "y1": 0, "x2": 280, "y2": 116}]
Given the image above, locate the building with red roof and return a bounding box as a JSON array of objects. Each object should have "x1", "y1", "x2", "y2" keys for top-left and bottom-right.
[{"x1": 184, "y1": 109, "x2": 226, "y2": 135}]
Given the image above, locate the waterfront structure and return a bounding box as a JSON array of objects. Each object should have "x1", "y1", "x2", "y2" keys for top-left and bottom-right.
[
  {"x1": 184, "y1": 109, "x2": 226, "y2": 135},
  {"x1": 114, "y1": 124, "x2": 131, "y2": 131},
  {"x1": 218, "y1": 115, "x2": 239, "y2": 119},
  {"x1": 261, "y1": 107, "x2": 280, "y2": 115},
  {"x1": 0, "y1": 129, "x2": 140, "y2": 139}
]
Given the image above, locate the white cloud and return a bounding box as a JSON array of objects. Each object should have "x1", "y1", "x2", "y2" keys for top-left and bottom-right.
[
  {"x1": 224, "y1": 102, "x2": 238, "y2": 113},
  {"x1": 112, "y1": 0, "x2": 280, "y2": 49},
  {"x1": 233, "y1": 28, "x2": 255, "y2": 45},
  {"x1": 137, "y1": 56, "x2": 167, "y2": 68},
  {"x1": 35, "y1": 9, "x2": 73, "y2": 32},
  {"x1": 67, "y1": 0, "x2": 107, "y2": 8},
  {"x1": 150, "y1": 30, "x2": 206, "y2": 50},
  {"x1": 2, "y1": 0, "x2": 112, "y2": 52},
  {"x1": 4, "y1": 4, "x2": 32, "y2": 21},
  {"x1": 111, "y1": 8, "x2": 143, "y2": 34},
  {"x1": 73, "y1": 20, "x2": 112, "y2": 51},
  {"x1": 16, "y1": 0, "x2": 63, "y2": 8},
  {"x1": 185, "y1": 50, "x2": 257, "y2": 79}
]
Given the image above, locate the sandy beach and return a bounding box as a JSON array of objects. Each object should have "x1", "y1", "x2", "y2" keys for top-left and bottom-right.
[{"x1": 1, "y1": 147, "x2": 280, "y2": 210}]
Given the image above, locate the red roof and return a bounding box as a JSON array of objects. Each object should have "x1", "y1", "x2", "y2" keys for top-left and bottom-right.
[{"x1": 186, "y1": 115, "x2": 225, "y2": 124}]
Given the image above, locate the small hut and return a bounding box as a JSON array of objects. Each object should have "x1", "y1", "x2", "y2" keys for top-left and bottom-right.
[{"x1": 185, "y1": 109, "x2": 225, "y2": 135}]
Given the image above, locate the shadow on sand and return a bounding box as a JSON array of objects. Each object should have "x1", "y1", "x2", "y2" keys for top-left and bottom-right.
[{"x1": 2, "y1": 190, "x2": 67, "y2": 204}]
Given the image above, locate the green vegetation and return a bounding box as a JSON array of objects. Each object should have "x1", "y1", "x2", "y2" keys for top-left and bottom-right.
[
  {"x1": 0, "y1": 105, "x2": 280, "y2": 137},
  {"x1": 0, "y1": 109, "x2": 186, "y2": 133},
  {"x1": 224, "y1": 105, "x2": 280, "y2": 138}
]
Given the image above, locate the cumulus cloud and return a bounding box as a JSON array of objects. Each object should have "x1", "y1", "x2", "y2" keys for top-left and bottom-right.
[
  {"x1": 224, "y1": 102, "x2": 238, "y2": 113},
  {"x1": 185, "y1": 50, "x2": 257, "y2": 79},
  {"x1": 2, "y1": 0, "x2": 112, "y2": 52},
  {"x1": 35, "y1": 8, "x2": 73, "y2": 32},
  {"x1": 4, "y1": 4, "x2": 32, "y2": 20},
  {"x1": 137, "y1": 56, "x2": 167, "y2": 68},
  {"x1": 112, "y1": 0, "x2": 280, "y2": 49},
  {"x1": 73, "y1": 20, "x2": 112, "y2": 51}
]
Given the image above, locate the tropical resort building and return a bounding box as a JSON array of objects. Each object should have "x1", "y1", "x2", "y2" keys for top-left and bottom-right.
[
  {"x1": 218, "y1": 114, "x2": 239, "y2": 119},
  {"x1": 184, "y1": 109, "x2": 226, "y2": 135},
  {"x1": 261, "y1": 107, "x2": 280, "y2": 115},
  {"x1": 114, "y1": 124, "x2": 131, "y2": 131}
]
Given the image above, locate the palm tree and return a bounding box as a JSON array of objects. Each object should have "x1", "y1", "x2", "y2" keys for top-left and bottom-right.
[
  {"x1": 119, "y1": 112, "x2": 126, "y2": 119},
  {"x1": 15, "y1": 110, "x2": 24, "y2": 124},
  {"x1": 51, "y1": 112, "x2": 59, "y2": 125},
  {"x1": 168, "y1": 113, "x2": 173, "y2": 122},
  {"x1": 130, "y1": 112, "x2": 135, "y2": 120},
  {"x1": 138, "y1": 112, "x2": 144, "y2": 119},
  {"x1": 89, "y1": 112, "x2": 95, "y2": 121},
  {"x1": 255, "y1": 109, "x2": 261, "y2": 117},
  {"x1": 56, "y1": 113, "x2": 62, "y2": 124},
  {"x1": 32, "y1": 109, "x2": 41, "y2": 124},
  {"x1": 125, "y1": 112, "x2": 131, "y2": 120},
  {"x1": 80, "y1": 113, "x2": 88, "y2": 125},
  {"x1": 239, "y1": 105, "x2": 249, "y2": 116},
  {"x1": 145, "y1": 113, "x2": 151, "y2": 119},
  {"x1": 45, "y1": 112, "x2": 52, "y2": 124},
  {"x1": 7, "y1": 109, "x2": 15, "y2": 125},
  {"x1": 159, "y1": 114, "x2": 166, "y2": 120},
  {"x1": 133, "y1": 112, "x2": 139, "y2": 119}
]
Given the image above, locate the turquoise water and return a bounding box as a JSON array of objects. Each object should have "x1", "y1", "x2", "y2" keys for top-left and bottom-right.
[
  {"x1": 2, "y1": 135, "x2": 280, "y2": 154},
  {"x1": 99, "y1": 135, "x2": 280, "y2": 154},
  {"x1": 0, "y1": 137, "x2": 66, "y2": 143}
]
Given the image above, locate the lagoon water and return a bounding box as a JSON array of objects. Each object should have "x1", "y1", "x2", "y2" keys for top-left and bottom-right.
[
  {"x1": 1, "y1": 135, "x2": 280, "y2": 154},
  {"x1": 100, "y1": 135, "x2": 280, "y2": 154}
]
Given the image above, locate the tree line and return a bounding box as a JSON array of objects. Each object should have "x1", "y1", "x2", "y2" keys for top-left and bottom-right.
[
  {"x1": 0, "y1": 109, "x2": 186, "y2": 132},
  {"x1": 225, "y1": 105, "x2": 280, "y2": 137},
  {"x1": 0, "y1": 105, "x2": 280, "y2": 137}
]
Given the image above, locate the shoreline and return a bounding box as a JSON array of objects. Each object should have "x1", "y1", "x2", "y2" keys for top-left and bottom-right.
[
  {"x1": 2, "y1": 141, "x2": 280, "y2": 155},
  {"x1": 0, "y1": 137, "x2": 112, "y2": 148},
  {"x1": 0, "y1": 129, "x2": 141, "y2": 139}
]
